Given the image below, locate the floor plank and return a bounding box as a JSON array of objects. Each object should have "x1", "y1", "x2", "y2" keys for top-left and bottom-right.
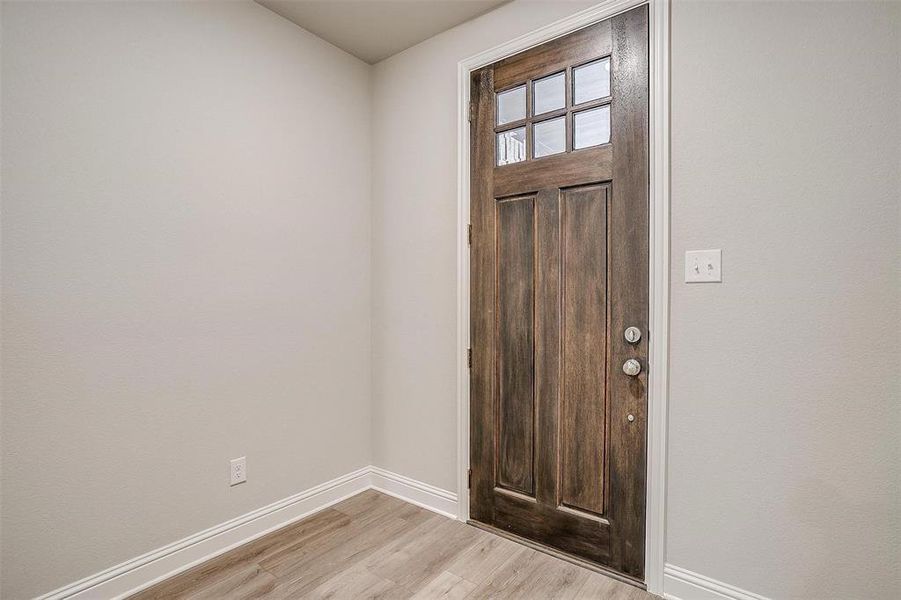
[
  {"x1": 573, "y1": 572, "x2": 644, "y2": 600},
  {"x1": 300, "y1": 562, "x2": 402, "y2": 600},
  {"x1": 130, "y1": 491, "x2": 658, "y2": 600},
  {"x1": 444, "y1": 530, "x2": 526, "y2": 585},
  {"x1": 363, "y1": 514, "x2": 480, "y2": 592},
  {"x1": 410, "y1": 571, "x2": 476, "y2": 600},
  {"x1": 461, "y1": 548, "x2": 591, "y2": 600}
]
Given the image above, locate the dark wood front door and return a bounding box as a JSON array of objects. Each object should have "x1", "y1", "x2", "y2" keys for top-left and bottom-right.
[{"x1": 469, "y1": 5, "x2": 649, "y2": 581}]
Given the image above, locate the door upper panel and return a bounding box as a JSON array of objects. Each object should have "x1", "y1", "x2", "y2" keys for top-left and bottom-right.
[{"x1": 490, "y1": 19, "x2": 616, "y2": 199}]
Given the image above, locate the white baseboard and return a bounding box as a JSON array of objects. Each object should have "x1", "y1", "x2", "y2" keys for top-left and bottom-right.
[
  {"x1": 369, "y1": 466, "x2": 459, "y2": 520},
  {"x1": 34, "y1": 466, "x2": 457, "y2": 600},
  {"x1": 664, "y1": 564, "x2": 770, "y2": 600},
  {"x1": 37, "y1": 473, "x2": 767, "y2": 600}
]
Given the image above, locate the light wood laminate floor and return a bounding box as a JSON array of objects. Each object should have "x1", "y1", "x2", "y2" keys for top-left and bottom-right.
[{"x1": 130, "y1": 490, "x2": 658, "y2": 599}]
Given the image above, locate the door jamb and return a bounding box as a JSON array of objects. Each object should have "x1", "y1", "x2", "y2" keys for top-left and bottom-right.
[{"x1": 455, "y1": 0, "x2": 670, "y2": 593}]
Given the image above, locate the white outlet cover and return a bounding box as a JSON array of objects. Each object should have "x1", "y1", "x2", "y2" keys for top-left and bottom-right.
[
  {"x1": 685, "y1": 249, "x2": 722, "y2": 283},
  {"x1": 230, "y1": 456, "x2": 246, "y2": 486}
]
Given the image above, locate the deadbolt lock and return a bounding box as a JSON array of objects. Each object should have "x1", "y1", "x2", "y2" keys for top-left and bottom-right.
[{"x1": 624, "y1": 326, "x2": 641, "y2": 344}]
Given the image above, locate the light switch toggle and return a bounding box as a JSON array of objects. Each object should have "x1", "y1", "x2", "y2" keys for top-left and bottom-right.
[{"x1": 685, "y1": 249, "x2": 722, "y2": 283}]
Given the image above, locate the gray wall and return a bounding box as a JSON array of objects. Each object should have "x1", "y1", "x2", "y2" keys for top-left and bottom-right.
[
  {"x1": 667, "y1": 2, "x2": 900, "y2": 598},
  {"x1": 0, "y1": 2, "x2": 372, "y2": 598},
  {"x1": 370, "y1": 1, "x2": 901, "y2": 599}
]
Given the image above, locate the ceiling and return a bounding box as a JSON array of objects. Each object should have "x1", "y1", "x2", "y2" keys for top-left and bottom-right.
[{"x1": 256, "y1": 0, "x2": 510, "y2": 64}]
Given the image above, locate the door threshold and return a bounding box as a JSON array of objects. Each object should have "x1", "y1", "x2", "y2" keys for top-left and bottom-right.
[{"x1": 467, "y1": 519, "x2": 647, "y2": 591}]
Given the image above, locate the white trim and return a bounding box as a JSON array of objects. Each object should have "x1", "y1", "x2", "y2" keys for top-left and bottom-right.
[
  {"x1": 369, "y1": 466, "x2": 460, "y2": 520},
  {"x1": 36, "y1": 467, "x2": 774, "y2": 600},
  {"x1": 663, "y1": 564, "x2": 771, "y2": 600},
  {"x1": 455, "y1": 0, "x2": 671, "y2": 594},
  {"x1": 35, "y1": 467, "x2": 457, "y2": 600},
  {"x1": 36, "y1": 467, "x2": 371, "y2": 600},
  {"x1": 645, "y1": 0, "x2": 671, "y2": 594}
]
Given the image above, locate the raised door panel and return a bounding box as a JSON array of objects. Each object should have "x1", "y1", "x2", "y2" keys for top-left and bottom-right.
[
  {"x1": 495, "y1": 196, "x2": 536, "y2": 497},
  {"x1": 560, "y1": 184, "x2": 609, "y2": 518}
]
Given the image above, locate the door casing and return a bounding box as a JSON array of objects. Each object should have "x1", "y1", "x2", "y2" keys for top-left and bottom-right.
[{"x1": 454, "y1": 0, "x2": 670, "y2": 593}]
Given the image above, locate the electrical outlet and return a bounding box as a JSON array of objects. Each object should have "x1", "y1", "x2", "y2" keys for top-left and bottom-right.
[{"x1": 230, "y1": 456, "x2": 246, "y2": 486}]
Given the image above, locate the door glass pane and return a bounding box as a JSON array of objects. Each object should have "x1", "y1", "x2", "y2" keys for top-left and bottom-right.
[
  {"x1": 533, "y1": 72, "x2": 565, "y2": 116},
  {"x1": 497, "y1": 127, "x2": 526, "y2": 165},
  {"x1": 573, "y1": 58, "x2": 610, "y2": 104},
  {"x1": 574, "y1": 106, "x2": 610, "y2": 149},
  {"x1": 497, "y1": 85, "x2": 526, "y2": 125},
  {"x1": 533, "y1": 117, "x2": 565, "y2": 158}
]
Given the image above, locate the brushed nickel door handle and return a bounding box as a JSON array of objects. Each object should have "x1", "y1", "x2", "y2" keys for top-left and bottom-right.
[{"x1": 622, "y1": 358, "x2": 641, "y2": 377}]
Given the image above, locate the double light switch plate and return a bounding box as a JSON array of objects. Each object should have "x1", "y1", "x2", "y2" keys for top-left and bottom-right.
[{"x1": 685, "y1": 249, "x2": 722, "y2": 283}]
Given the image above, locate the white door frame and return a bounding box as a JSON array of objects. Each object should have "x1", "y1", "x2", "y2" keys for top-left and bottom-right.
[{"x1": 455, "y1": 0, "x2": 670, "y2": 593}]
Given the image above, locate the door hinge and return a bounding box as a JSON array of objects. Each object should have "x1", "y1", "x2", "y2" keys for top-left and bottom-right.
[
  {"x1": 469, "y1": 102, "x2": 475, "y2": 123},
  {"x1": 467, "y1": 347, "x2": 472, "y2": 368},
  {"x1": 467, "y1": 223, "x2": 472, "y2": 246},
  {"x1": 467, "y1": 468, "x2": 472, "y2": 489}
]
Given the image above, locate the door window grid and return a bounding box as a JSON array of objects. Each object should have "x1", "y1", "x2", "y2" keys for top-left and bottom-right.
[
  {"x1": 494, "y1": 57, "x2": 612, "y2": 166},
  {"x1": 574, "y1": 105, "x2": 611, "y2": 149},
  {"x1": 532, "y1": 71, "x2": 566, "y2": 116},
  {"x1": 496, "y1": 84, "x2": 526, "y2": 126},
  {"x1": 573, "y1": 57, "x2": 611, "y2": 105},
  {"x1": 497, "y1": 128, "x2": 527, "y2": 166},
  {"x1": 533, "y1": 116, "x2": 566, "y2": 158}
]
